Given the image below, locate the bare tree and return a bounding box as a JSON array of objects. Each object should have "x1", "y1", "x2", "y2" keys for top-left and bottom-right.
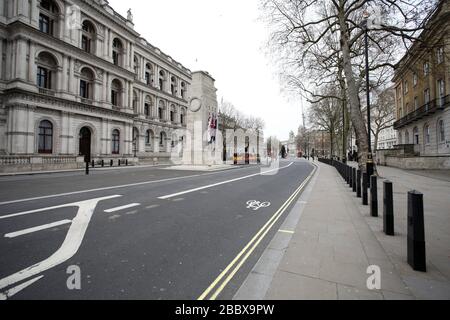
[
  {"x1": 370, "y1": 86, "x2": 396, "y2": 151},
  {"x1": 260, "y1": 0, "x2": 437, "y2": 171}
]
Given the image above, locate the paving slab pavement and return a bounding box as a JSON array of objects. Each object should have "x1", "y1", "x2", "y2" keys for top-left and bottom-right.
[{"x1": 234, "y1": 161, "x2": 450, "y2": 300}]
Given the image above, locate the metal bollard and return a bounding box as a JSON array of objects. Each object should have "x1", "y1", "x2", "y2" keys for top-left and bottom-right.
[
  {"x1": 110, "y1": 159, "x2": 113, "y2": 167},
  {"x1": 362, "y1": 172, "x2": 368, "y2": 205},
  {"x1": 370, "y1": 175, "x2": 378, "y2": 217},
  {"x1": 357, "y1": 169, "x2": 362, "y2": 198},
  {"x1": 85, "y1": 161, "x2": 89, "y2": 175},
  {"x1": 91, "y1": 160, "x2": 95, "y2": 168},
  {"x1": 126, "y1": 159, "x2": 128, "y2": 166},
  {"x1": 118, "y1": 159, "x2": 121, "y2": 166},
  {"x1": 101, "y1": 160, "x2": 104, "y2": 167},
  {"x1": 407, "y1": 191, "x2": 426, "y2": 272},
  {"x1": 348, "y1": 166, "x2": 353, "y2": 188},
  {"x1": 352, "y1": 168, "x2": 357, "y2": 193},
  {"x1": 383, "y1": 180, "x2": 394, "y2": 236}
]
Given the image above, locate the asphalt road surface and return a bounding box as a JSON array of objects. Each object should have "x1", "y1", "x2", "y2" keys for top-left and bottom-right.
[{"x1": 0, "y1": 158, "x2": 314, "y2": 300}]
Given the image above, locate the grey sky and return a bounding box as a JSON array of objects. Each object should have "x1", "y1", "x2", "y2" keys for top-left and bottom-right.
[{"x1": 108, "y1": 0, "x2": 302, "y2": 141}]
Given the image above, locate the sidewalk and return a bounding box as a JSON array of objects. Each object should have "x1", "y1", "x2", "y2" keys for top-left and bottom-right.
[{"x1": 235, "y1": 161, "x2": 450, "y2": 300}]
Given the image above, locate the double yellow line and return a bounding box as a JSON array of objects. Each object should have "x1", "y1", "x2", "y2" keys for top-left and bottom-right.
[{"x1": 198, "y1": 164, "x2": 317, "y2": 300}]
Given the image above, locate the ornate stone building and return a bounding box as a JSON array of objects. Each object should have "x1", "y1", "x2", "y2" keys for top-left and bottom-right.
[
  {"x1": 0, "y1": 0, "x2": 194, "y2": 172},
  {"x1": 390, "y1": 0, "x2": 450, "y2": 169}
]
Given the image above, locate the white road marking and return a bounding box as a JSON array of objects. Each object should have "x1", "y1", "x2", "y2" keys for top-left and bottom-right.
[
  {"x1": 4, "y1": 220, "x2": 72, "y2": 239},
  {"x1": 246, "y1": 200, "x2": 271, "y2": 211},
  {"x1": 158, "y1": 162, "x2": 294, "y2": 200},
  {"x1": 278, "y1": 229, "x2": 295, "y2": 234},
  {"x1": 0, "y1": 164, "x2": 257, "y2": 206},
  {"x1": 0, "y1": 195, "x2": 122, "y2": 220},
  {"x1": 0, "y1": 276, "x2": 44, "y2": 300},
  {"x1": 145, "y1": 204, "x2": 160, "y2": 209},
  {"x1": 0, "y1": 195, "x2": 121, "y2": 297},
  {"x1": 104, "y1": 203, "x2": 140, "y2": 213}
]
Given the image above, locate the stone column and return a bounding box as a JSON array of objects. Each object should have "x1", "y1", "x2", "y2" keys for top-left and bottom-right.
[
  {"x1": 30, "y1": 0, "x2": 39, "y2": 27},
  {"x1": 68, "y1": 58, "x2": 75, "y2": 94},
  {"x1": 28, "y1": 42, "x2": 37, "y2": 84}
]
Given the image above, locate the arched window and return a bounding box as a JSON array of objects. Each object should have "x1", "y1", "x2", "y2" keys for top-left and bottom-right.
[
  {"x1": 438, "y1": 119, "x2": 445, "y2": 143},
  {"x1": 80, "y1": 67, "x2": 94, "y2": 99},
  {"x1": 159, "y1": 70, "x2": 165, "y2": 91},
  {"x1": 145, "y1": 130, "x2": 154, "y2": 146},
  {"x1": 180, "y1": 108, "x2": 186, "y2": 125},
  {"x1": 170, "y1": 104, "x2": 176, "y2": 123},
  {"x1": 112, "y1": 38, "x2": 123, "y2": 67},
  {"x1": 111, "y1": 79, "x2": 122, "y2": 107},
  {"x1": 160, "y1": 131, "x2": 166, "y2": 148},
  {"x1": 180, "y1": 82, "x2": 186, "y2": 99},
  {"x1": 145, "y1": 63, "x2": 152, "y2": 85},
  {"x1": 158, "y1": 101, "x2": 165, "y2": 120},
  {"x1": 413, "y1": 127, "x2": 419, "y2": 145},
  {"x1": 81, "y1": 20, "x2": 96, "y2": 53},
  {"x1": 171, "y1": 76, "x2": 177, "y2": 95},
  {"x1": 133, "y1": 55, "x2": 139, "y2": 75},
  {"x1": 38, "y1": 120, "x2": 53, "y2": 154},
  {"x1": 424, "y1": 124, "x2": 430, "y2": 145},
  {"x1": 36, "y1": 52, "x2": 57, "y2": 90},
  {"x1": 144, "y1": 96, "x2": 152, "y2": 118},
  {"x1": 112, "y1": 129, "x2": 120, "y2": 154},
  {"x1": 39, "y1": 0, "x2": 59, "y2": 37},
  {"x1": 133, "y1": 90, "x2": 138, "y2": 114}
]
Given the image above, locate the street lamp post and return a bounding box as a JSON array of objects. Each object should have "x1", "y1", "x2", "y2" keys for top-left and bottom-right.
[{"x1": 363, "y1": 12, "x2": 374, "y2": 177}]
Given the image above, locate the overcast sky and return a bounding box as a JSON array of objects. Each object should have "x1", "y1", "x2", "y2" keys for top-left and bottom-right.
[{"x1": 108, "y1": 0, "x2": 302, "y2": 141}]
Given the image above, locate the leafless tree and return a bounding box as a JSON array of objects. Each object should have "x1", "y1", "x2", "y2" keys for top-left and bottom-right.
[{"x1": 260, "y1": 0, "x2": 438, "y2": 170}]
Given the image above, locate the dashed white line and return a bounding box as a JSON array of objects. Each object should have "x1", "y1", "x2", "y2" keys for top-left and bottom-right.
[
  {"x1": 104, "y1": 203, "x2": 140, "y2": 213},
  {"x1": 158, "y1": 162, "x2": 294, "y2": 200},
  {"x1": 4, "y1": 220, "x2": 72, "y2": 239},
  {"x1": 278, "y1": 229, "x2": 295, "y2": 234}
]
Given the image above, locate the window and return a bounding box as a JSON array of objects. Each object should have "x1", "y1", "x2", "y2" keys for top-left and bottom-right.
[
  {"x1": 112, "y1": 130, "x2": 120, "y2": 154},
  {"x1": 171, "y1": 76, "x2": 177, "y2": 95},
  {"x1": 424, "y1": 125, "x2": 430, "y2": 144},
  {"x1": 111, "y1": 79, "x2": 122, "y2": 106},
  {"x1": 38, "y1": 120, "x2": 53, "y2": 154},
  {"x1": 158, "y1": 107, "x2": 163, "y2": 120},
  {"x1": 159, "y1": 70, "x2": 165, "y2": 91},
  {"x1": 438, "y1": 120, "x2": 445, "y2": 142},
  {"x1": 145, "y1": 64, "x2": 152, "y2": 85},
  {"x1": 160, "y1": 132, "x2": 165, "y2": 147},
  {"x1": 424, "y1": 89, "x2": 430, "y2": 105},
  {"x1": 39, "y1": 0, "x2": 58, "y2": 36},
  {"x1": 413, "y1": 127, "x2": 419, "y2": 145},
  {"x1": 145, "y1": 130, "x2": 153, "y2": 145},
  {"x1": 170, "y1": 111, "x2": 174, "y2": 122},
  {"x1": 413, "y1": 73, "x2": 418, "y2": 86},
  {"x1": 180, "y1": 113, "x2": 184, "y2": 125},
  {"x1": 145, "y1": 72, "x2": 150, "y2": 85},
  {"x1": 437, "y1": 47, "x2": 444, "y2": 64},
  {"x1": 181, "y1": 82, "x2": 186, "y2": 99},
  {"x1": 81, "y1": 21, "x2": 95, "y2": 53},
  {"x1": 134, "y1": 56, "x2": 139, "y2": 75},
  {"x1": 112, "y1": 38, "x2": 123, "y2": 67},
  {"x1": 37, "y1": 66, "x2": 51, "y2": 89},
  {"x1": 414, "y1": 97, "x2": 418, "y2": 110},
  {"x1": 404, "y1": 81, "x2": 408, "y2": 94},
  {"x1": 144, "y1": 103, "x2": 150, "y2": 117},
  {"x1": 79, "y1": 68, "x2": 94, "y2": 99},
  {"x1": 423, "y1": 61, "x2": 430, "y2": 76},
  {"x1": 438, "y1": 79, "x2": 445, "y2": 106},
  {"x1": 36, "y1": 52, "x2": 57, "y2": 90}
]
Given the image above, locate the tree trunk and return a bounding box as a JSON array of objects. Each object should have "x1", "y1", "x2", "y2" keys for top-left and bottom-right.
[{"x1": 338, "y1": 2, "x2": 369, "y2": 171}]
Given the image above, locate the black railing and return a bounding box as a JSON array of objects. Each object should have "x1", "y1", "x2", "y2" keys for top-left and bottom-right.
[{"x1": 394, "y1": 94, "x2": 449, "y2": 130}]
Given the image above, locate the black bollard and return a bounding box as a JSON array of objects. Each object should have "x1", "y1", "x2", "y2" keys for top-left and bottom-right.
[
  {"x1": 118, "y1": 159, "x2": 121, "y2": 166},
  {"x1": 357, "y1": 169, "x2": 362, "y2": 198},
  {"x1": 370, "y1": 175, "x2": 378, "y2": 217},
  {"x1": 352, "y1": 168, "x2": 357, "y2": 193},
  {"x1": 110, "y1": 159, "x2": 113, "y2": 167},
  {"x1": 101, "y1": 160, "x2": 104, "y2": 167},
  {"x1": 92, "y1": 160, "x2": 95, "y2": 168},
  {"x1": 383, "y1": 180, "x2": 394, "y2": 236},
  {"x1": 407, "y1": 191, "x2": 426, "y2": 272},
  {"x1": 126, "y1": 159, "x2": 128, "y2": 166},
  {"x1": 348, "y1": 166, "x2": 353, "y2": 188},
  {"x1": 85, "y1": 161, "x2": 89, "y2": 175},
  {"x1": 362, "y1": 172, "x2": 368, "y2": 205}
]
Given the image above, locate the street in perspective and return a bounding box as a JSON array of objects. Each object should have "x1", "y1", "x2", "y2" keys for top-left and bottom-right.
[{"x1": 0, "y1": 0, "x2": 449, "y2": 310}]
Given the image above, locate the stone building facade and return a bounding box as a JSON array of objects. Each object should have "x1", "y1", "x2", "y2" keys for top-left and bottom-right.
[
  {"x1": 0, "y1": 0, "x2": 194, "y2": 172},
  {"x1": 391, "y1": 0, "x2": 450, "y2": 168}
]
